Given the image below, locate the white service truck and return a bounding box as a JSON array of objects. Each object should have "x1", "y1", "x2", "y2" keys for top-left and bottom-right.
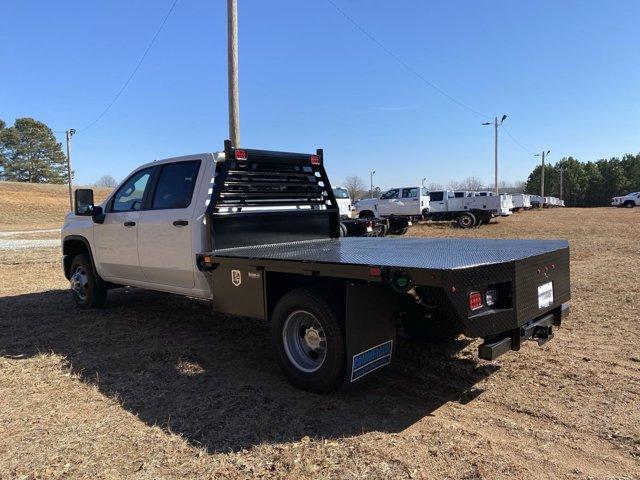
[
  {"x1": 426, "y1": 190, "x2": 501, "y2": 228},
  {"x1": 511, "y1": 193, "x2": 532, "y2": 211},
  {"x1": 612, "y1": 192, "x2": 639, "y2": 208},
  {"x1": 354, "y1": 187, "x2": 430, "y2": 221}
]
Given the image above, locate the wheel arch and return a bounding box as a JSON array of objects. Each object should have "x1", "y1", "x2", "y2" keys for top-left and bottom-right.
[{"x1": 62, "y1": 235, "x2": 94, "y2": 279}]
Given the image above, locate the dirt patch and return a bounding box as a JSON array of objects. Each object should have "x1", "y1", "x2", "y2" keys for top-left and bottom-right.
[{"x1": 0, "y1": 208, "x2": 639, "y2": 479}]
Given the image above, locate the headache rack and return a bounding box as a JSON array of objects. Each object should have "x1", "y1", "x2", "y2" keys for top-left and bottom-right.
[{"x1": 205, "y1": 140, "x2": 340, "y2": 250}]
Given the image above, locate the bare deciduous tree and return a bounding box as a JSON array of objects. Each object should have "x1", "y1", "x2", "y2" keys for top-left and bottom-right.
[
  {"x1": 95, "y1": 175, "x2": 118, "y2": 188},
  {"x1": 427, "y1": 182, "x2": 443, "y2": 191},
  {"x1": 343, "y1": 175, "x2": 366, "y2": 201}
]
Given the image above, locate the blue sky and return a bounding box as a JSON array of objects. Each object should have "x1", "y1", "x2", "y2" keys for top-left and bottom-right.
[{"x1": 2, "y1": 0, "x2": 639, "y2": 188}]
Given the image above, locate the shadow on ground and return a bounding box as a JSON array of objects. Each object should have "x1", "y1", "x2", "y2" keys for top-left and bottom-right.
[{"x1": 0, "y1": 289, "x2": 498, "y2": 453}]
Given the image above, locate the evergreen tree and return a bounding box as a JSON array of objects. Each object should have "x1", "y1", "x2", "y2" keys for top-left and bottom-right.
[{"x1": 0, "y1": 118, "x2": 68, "y2": 183}]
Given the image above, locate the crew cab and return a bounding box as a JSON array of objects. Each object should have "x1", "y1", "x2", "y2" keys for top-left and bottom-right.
[
  {"x1": 62, "y1": 142, "x2": 571, "y2": 393},
  {"x1": 612, "y1": 192, "x2": 640, "y2": 208},
  {"x1": 426, "y1": 190, "x2": 502, "y2": 227},
  {"x1": 355, "y1": 186, "x2": 430, "y2": 220},
  {"x1": 333, "y1": 187, "x2": 408, "y2": 237}
]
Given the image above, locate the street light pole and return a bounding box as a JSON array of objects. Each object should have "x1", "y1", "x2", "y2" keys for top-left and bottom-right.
[
  {"x1": 482, "y1": 115, "x2": 507, "y2": 195},
  {"x1": 65, "y1": 129, "x2": 76, "y2": 211},
  {"x1": 370, "y1": 170, "x2": 376, "y2": 198},
  {"x1": 227, "y1": 0, "x2": 240, "y2": 147}
]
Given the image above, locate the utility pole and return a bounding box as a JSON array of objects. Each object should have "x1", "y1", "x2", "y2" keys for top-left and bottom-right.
[
  {"x1": 482, "y1": 115, "x2": 507, "y2": 195},
  {"x1": 559, "y1": 167, "x2": 564, "y2": 200},
  {"x1": 227, "y1": 0, "x2": 240, "y2": 147},
  {"x1": 65, "y1": 129, "x2": 76, "y2": 211},
  {"x1": 535, "y1": 150, "x2": 550, "y2": 208},
  {"x1": 370, "y1": 170, "x2": 376, "y2": 198}
]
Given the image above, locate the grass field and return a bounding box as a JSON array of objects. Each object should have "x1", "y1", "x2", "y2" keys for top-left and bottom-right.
[{"x1": 0, "y1": 183, "x2": 639, "y2": 479}]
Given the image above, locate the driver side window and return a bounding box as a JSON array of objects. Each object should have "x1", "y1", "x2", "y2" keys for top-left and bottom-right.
[{"x1": 111, "y1": 168, "x2": 153, "y2": 212}]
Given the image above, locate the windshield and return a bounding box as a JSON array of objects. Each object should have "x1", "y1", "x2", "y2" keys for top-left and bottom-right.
[{"x1": 333, "y1": 188, "x2": 349, "y2": 199}]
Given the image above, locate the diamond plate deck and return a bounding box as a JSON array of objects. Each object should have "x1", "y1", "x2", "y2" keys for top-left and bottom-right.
[{"x1": 212, "y1": 237, "x2": 569, "y2": 270}]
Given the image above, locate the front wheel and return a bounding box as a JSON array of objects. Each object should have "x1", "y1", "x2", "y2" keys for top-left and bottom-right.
[
  {"x1": 624, "y1": 201, "x2": 635, "y2": 208},
  {"x1": 69, "y1": 254, "x2": 107, "y2": 308},
  {"x1": 271, "y1": 289, "x2": 345, "y2": 393}
]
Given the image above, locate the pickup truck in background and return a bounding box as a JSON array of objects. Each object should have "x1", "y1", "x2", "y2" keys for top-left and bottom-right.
[
  {"x1": 354, "y1": 186, "x2": 430, "y2": 221},
  {"x1": 333, "y1": 187, "x2": 409, "y2": 237},
  {"x1": 426, "y1": 190, "x2": 502, "y2": 228},
  {"x1": 62, "y1": 141, "x2": 570, "y2": 393},
  {"x1": 612, "y1": 192, "x2": 640, "y2": 208}
]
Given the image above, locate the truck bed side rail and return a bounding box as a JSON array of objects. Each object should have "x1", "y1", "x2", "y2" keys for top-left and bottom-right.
[{"x1": 206, "y1": 140, "x2": 340, "y2": 250}]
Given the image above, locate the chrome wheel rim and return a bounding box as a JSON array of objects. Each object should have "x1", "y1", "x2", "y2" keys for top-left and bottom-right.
[
  {"x1": 461, "y1": 216, "x2": 472, "y2": 227},
  {"x1": 282, "y1": 310, "x2": 327, "y2": 372},
  {"x1": 70, "y1": 266, "x2": 90, "y2": 300}
]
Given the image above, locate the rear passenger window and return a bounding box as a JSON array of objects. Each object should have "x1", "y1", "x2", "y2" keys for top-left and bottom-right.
[
  {"x1": 402, "y1": 188, "x2": 418, "y2": 198},
  {"x1": 430, "y1": 192, "x2": 444, "y2": 201},
  {"x1": 152, "y1": 161, "x2": 200, "y2": 209}
]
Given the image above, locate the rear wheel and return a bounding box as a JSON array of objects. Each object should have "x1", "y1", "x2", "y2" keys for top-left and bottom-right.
[
  {"x1": 271, "y1": 289, "x2": 345, "y2": 393},
  {"x1": 457, "y1": 212, "x2": 476, "y2": 229},
  {"x1": 359, "y1": 210, "x2": 375, "y2": 219},
  {"x1": 339, "y1": 223, "x2": 348, "y2": 237},
  {"x1": 69, "y1": 254, "x2": 107, "y2": 309},
  {"x1": 624, "y1": 201, "x2": 635, "y2": 208}
]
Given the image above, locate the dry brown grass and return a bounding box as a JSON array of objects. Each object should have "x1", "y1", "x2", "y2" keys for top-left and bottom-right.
[
  {"x1": 0, "y1": 207, "x2": 639, "y2": 479},
  {"x1": 0, "y1": 181, "x2": 112, "y2": 231}
]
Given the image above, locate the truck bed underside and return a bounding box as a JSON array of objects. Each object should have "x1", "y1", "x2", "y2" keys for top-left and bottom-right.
[{"x1": 212, "y1": 237, "x2": 569, "y2": 270}]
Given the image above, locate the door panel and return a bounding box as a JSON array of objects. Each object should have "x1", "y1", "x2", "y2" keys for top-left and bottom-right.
[
  {"x1": 95, "y1": 211, "x2": 144, "y2": 280},
  {"x1": 399, "y1": 188, "x2": 420, "y2": 215},
  {"x1": 94, "y1": 167, "x2": 154, "y2": 281},
  {"x1": 137, "y1": 160, "x2": 201, "y2": 288}
]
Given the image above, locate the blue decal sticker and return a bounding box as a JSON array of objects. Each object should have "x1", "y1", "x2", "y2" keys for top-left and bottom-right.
[{"x1": 351, "y1": 340, "x2": 393, "y2": 382}]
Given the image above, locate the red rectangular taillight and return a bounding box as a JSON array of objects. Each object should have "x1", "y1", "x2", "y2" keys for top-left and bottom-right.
[
  {"x1": 310, "y1": 154, "x2": 320, "y2": 166},
  {"x1": 234, "y1": 149, "x2": 247, "y2": 160},
  {"x1": 468, "y1": 291, "x2": 483, "y2": 311}
]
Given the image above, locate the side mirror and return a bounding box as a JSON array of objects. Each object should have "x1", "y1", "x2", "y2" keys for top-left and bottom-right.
[
  {"x1": 92, "y1": 206, "x2": 105, "y2": 224},
  {"x1": 75, "y1": 189, "x2": 94, "y2": 216}
]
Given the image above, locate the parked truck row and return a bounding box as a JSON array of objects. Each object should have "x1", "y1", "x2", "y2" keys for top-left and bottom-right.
[{"x1": 333, "y1": 187, "x2": 564, "y2": 232}]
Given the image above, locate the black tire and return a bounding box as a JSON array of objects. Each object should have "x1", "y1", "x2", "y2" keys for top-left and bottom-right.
[
  {"x1": 401, "y1": 302, "x2": 460, "y2": 341},
  {"x1": 390, "y1": 227, "x2": 408, "y2": 235},
  {"x1": 624, "y1": 201, "x2": 635, "y2": 208},
  {"x1": 339, "y1": 223, "x2": 348, "y2": 237},
  {"x1": 271, "y1": 289, "x2": 345, "y2": 393},
  {"x1": 358, "y1": 210, "x2": 375, "y2": 219},
  {"x1": 457, "y1": 212, "x2": 476, "y2": 229},
  {"x1": 421, "y1": 209, "x2": 430, "y2": 219},
  {"x1": 69, "y1": 253, "x2": 107, "y2": 309}
]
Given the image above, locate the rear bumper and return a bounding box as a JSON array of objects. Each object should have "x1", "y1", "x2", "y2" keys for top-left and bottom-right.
[{"x1": 478, "y1": 303, "x2": 570, "y2": 360}]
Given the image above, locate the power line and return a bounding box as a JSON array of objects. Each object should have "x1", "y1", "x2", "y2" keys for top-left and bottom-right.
[
  {"x1": 77, "y1": 0, "x2": 180, "y2": 133},
  {"x1": 325, "y1": 0, "x2": 490, "y2": 119},
  {"x1": 502, "y1": 126, "x2": 536, "y2": 154}
]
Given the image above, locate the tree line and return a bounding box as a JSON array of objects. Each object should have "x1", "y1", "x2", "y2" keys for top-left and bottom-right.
[{"x1": 523, "y1": 154, "x2": 640, "y2": 207}]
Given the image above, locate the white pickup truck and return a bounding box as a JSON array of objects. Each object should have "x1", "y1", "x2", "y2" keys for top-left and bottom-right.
[
  {"x1": 511, "y1": 193, "x2": 532, "y2": 212},
  {"x1": 61, "y1": 142, "x2": 571, "y2": 392},
  {"x1": 611, "y1": 192, "x2": 640, "y2": 208},
  {"x1": 354, "y1": 186, "x2": 430, "y2": 220},
  {"x1": 426, "y1": 190, "x2": 501, "y2": 228}
]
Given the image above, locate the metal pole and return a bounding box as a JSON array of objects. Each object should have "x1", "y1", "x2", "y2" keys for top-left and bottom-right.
[
  {"x1": 65, "y1": 130, "x2": 73, "y2": 211},
  {"x1": 540, "y1": 151, "x2": 545, "y2": 208},
  {"x1": 227, "y1": 0, "x2": 240, "y2": 147},
  {"x1": 494, "y1": 116, "x2": 499, "y2": 195},
  {"x1": 559, "y1": 167, "x2": 563, "y2": 200}
]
